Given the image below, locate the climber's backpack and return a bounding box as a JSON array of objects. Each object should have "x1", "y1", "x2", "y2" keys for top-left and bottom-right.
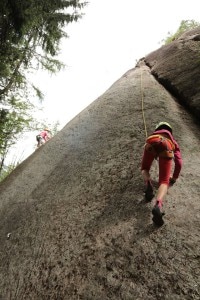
[{"x1": 145, "y1": 134, "x2": 175, "y2": 158}]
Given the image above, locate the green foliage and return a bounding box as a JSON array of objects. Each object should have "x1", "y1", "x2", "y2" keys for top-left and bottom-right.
[
  {"x1": 0, "y1": 97, "x2": 36, "y2": 172},
  {"x1": 48, "y1": 120, "x2": 61, "y2": 136},
  {"x1": 0, "y1": 0, "x2": 87, "y2": 95},
  {"x1": 0, "y1": 0, "x2": 87, "y2": 171},
  {"x1": 162, "y1": 20, "x2": 200, "y2": 45}
]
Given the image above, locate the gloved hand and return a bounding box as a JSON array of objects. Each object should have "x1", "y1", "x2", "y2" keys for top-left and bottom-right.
[{"x1": 169, "y1": 177, "x2": 176, "y2": 186}]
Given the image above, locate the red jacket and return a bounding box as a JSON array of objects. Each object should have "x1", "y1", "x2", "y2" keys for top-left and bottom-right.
[
  {"x1": 153, "y1": 129, "x2": 183, "y2": 179},
  {"x1": 39, "y1": 130, "x2": 50, "y2": 141}
]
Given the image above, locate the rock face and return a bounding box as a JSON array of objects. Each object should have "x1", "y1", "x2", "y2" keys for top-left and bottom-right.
[
  {"x1": 144, "y1": 26, "x2": 200, "y2": 119},
  {"x1": 0, "y1": 28, "x2": 200, "y2": 299}
]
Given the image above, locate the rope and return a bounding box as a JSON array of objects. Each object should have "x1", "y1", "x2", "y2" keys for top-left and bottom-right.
[{"x1": 140, "y1": 68, "x2": 148, "y2": 138}]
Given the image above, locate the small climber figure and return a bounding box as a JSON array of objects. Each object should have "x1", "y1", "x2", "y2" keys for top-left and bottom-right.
[
  {"x1": 36, "y1": 128, "x2": 51, "y2": 148},
  {"x1": 141, "y1": 122, "x2": 182, "y2": 226}
]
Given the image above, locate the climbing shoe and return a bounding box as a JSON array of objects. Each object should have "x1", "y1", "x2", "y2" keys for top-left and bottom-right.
[
  {"x1": 152, "y1": 205, "x2": 164, "y2": 226},
  {"x1": 145, "y1": 181, "x2": 154, "y2": 201}
]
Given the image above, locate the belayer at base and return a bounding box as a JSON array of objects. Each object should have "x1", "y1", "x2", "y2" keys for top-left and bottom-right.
[{"x1": 141, "y1": 122, "x2": 183, "y2": 226}]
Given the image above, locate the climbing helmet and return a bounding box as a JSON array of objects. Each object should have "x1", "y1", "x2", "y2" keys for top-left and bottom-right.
[{"x1": 155, "y1": 121, "x2": 172, "y2": 133}]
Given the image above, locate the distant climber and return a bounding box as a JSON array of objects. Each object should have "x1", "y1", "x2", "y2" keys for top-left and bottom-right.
[
  {"x1": 141, "y1": 122, "x2": 182, "y2": 226},
  {"x1": 36, "y1": 128, "x2": 51, "y2": 148}
]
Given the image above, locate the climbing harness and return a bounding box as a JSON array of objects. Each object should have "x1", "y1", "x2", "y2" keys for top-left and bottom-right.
[{"x1": 145, "y1": 134, "x2": 175, "y2": 158}]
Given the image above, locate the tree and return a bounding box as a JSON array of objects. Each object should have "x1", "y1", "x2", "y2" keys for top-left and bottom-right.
[
  {"x1": 162, "y1": 20, "x2": 200, "y2": 45},
  {"x1": 0, "y1": 0, "x2": 87, "y2": 170},
  {"x1": 0, "y1": 99, "x2": 35, "y2": 174},
  {"x1": 0, "y1": 0, "x2": 87, "y2": 96}
]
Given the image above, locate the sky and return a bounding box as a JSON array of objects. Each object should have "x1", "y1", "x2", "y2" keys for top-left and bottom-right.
[{"x1": 7, "y1": 0, "x2": 200, "y2": 163}]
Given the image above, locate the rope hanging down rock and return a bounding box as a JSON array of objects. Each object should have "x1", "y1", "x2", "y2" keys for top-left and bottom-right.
[{"x1": 140, "y1": 68, "x2": 148, "y2": 138}]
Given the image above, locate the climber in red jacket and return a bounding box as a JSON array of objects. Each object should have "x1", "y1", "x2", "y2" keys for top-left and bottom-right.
[
  {"x1": 36, "y1": 128, "x2": 51, "y2": 148},
  {"x1": 141, "y1": 121, "x2": 182, "y2": 226}
]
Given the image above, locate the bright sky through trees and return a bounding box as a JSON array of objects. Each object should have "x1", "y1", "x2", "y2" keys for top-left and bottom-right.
[
  {"x1": 7, "y1": 0, "x2": 200, "y2": 163},
  {"x1": 33, "y1": 0, "x2": 199, "y2": 128}
]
